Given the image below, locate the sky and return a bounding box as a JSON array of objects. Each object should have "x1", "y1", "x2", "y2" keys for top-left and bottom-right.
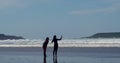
[{"x1": 0, "y1": 0, "x2": 120, "y2": 39}]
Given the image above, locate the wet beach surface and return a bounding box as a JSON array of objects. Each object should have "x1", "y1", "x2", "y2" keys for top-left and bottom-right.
[{"x1": 0, "y1": 47, "x2": 120, "y2": 63}]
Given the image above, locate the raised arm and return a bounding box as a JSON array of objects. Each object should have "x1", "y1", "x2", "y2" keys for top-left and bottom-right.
[
  {"x1": 51, "y1": 39, "x2": 54, "y2": 43},
  {"x1": 57, "y1": 35, "x2": 62, "y2": 40}
]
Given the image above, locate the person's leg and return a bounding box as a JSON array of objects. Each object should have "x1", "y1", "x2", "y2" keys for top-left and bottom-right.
[
  {"x1": 44, "y1": 47, "x2": 46, "y2": 57},
  {"x1": 44, "y1": 56, "x2": 46, "y2": 63},
  {"x1": 53, "y1": 47, "x2": 55, "y2": 56},
  {"x1": 43, "y1": 47, "x2": 45, "y2": 57},
  {"x1": 55, "y1": 47, "x2": 58, "y2": 57}
]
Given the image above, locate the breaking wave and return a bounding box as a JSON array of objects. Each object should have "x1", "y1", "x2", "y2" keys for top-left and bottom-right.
[{"x1": 0, "y1": 38, "x2": 120, "y2": 47}]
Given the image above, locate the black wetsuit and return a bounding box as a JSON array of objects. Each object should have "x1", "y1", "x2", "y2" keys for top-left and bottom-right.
[
  {"x1": 42, "y1": 40, "x2": 49, "y2": 57},
  {"x1": 53, "y1": 39, "x2": 58, "y2": 51},
  {"x1": 52, "y1": 38, "x2": 61, "y2": 57},
  {"x1": 43, "y1": 42, "x2": 48, "y2": 48}
]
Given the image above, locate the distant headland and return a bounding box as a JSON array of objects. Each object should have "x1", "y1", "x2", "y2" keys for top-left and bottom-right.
[
  {"x1": 0, "y1": 34, "x2": 24, "y2": 40},
  {"x1": 86, "y1": 32, "x2": 120, "y2": 38}
]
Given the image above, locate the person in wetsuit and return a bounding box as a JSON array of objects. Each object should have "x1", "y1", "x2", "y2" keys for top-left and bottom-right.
[
  {"x1": 52, "y1": 35, "x2": 62, "y2": 57},
  {"x1": 42, "y1": 37, "x2": 49, "y2": 57}
]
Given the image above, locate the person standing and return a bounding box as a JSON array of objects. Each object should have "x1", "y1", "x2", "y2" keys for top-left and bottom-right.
[
  {"x1": 42, "y1": 37, "x2": 49, "y2": 57},
  {"x1": 52, "y1": 35, "x2": 62, "y2": 57}
]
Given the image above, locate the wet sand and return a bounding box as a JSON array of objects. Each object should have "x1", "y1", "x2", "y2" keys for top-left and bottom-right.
[
  {"x1": 0, "y1": 47, "x2": 120, "y2": 53},
  {"x1": 0, "y1": 47, "x2": 120, "y2": 63}
]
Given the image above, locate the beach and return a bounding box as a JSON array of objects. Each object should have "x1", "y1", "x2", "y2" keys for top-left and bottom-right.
[{"x1": 0, "y1": 47, "x2": 120, "y2": 63}]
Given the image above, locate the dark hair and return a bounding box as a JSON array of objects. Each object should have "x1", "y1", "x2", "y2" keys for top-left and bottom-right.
[
  {"x1": 53, "y1": 35, "x2": 56, "y2": 39},
  {"x1": 46, "y1": 37, "x2": 49, "y2": 41}
]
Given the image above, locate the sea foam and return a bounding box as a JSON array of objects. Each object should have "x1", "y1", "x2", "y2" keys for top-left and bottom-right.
[{"x1": 0, "y1": 38, "x2": 120, "y2": 47}]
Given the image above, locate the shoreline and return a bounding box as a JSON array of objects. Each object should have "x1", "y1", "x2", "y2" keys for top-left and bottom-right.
[{"x1": 0, "y1": 47, "x2": 120, "y2": 53}]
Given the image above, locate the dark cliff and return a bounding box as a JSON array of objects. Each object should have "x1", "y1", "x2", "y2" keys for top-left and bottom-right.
[
  {"x1": 0, "y1": 34, "x2": 24, "y2": 40},
  {"x1": 87, "y1": 32, "x2": 120, "y2": 38}
]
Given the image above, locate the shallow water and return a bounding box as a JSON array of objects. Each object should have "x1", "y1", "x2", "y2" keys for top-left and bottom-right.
[{"x1": 0, "y1": 51, "x2": 120, "y2": 63}]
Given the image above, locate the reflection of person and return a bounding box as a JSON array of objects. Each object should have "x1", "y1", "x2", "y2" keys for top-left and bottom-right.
[
  {"x1": 42, "y1": 37, "x2": 49, "y2": 57},
  {"x1": 52, "y1": 35, "x2": 62, "y2": 57},
  {"x1": 43, "y1": 56, "x2": 46, "y2": 63},
  {"x1": 53, "y1": 56, "x2": 58, "y2": 63}
]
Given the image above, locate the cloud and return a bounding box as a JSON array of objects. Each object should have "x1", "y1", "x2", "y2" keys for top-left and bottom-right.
[
  {"x1": 70, "y1": 0, "x2": 120, "y2": 15},
  {"x1": 70, "y1": 6, "x2": 119, "y2": 15}
]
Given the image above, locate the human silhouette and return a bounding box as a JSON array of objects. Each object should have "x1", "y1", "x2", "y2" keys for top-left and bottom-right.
[
  {"x1": 43, "y1": 56, "x2": 47, "y2": 63},
  {"x1": 42, "y1": 37, "x2": 49, "y2": 57},
  {"x1": 52, "y1": 35, "x2": 62, "y2": 57},
  {"x1": 53, "y1": 56, "x2": 58, "y2": 63}
]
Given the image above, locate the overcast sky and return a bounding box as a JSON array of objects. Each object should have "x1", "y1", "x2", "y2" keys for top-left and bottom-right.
[{"x1": 0, "y1": 0, "x2": 120, "y2": 39}]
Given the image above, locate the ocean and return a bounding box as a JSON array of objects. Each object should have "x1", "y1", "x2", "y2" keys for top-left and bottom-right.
[
  {"x1": 0, "y1": 38, "x2": 120, "y2": 63},
  {"x1": 0, "y1": 38, "x2": 120, "y2": 47}
]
